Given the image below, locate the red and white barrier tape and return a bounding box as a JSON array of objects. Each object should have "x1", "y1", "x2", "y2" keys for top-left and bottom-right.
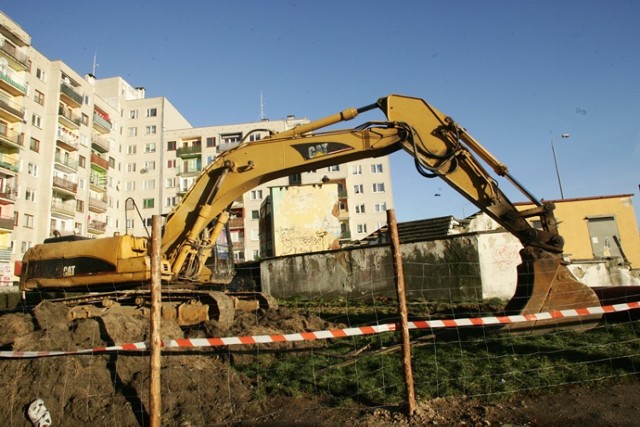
[{"x1": 1, "y1": 301, "x2": 638, "y2": 359}]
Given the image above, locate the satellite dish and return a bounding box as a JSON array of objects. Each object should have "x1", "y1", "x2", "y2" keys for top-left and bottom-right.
[{"x1": 140, "y1": 168, "x2": 147, "y2": 174}]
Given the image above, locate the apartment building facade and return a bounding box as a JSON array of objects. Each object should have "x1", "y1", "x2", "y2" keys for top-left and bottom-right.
[{"x1": 0, "y1": 11, "x2": 395, "y2": 284}]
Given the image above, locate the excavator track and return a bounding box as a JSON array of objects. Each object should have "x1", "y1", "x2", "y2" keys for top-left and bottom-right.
[{"x1": 50, "y1": 289, "x2": 238, "y2": 330}]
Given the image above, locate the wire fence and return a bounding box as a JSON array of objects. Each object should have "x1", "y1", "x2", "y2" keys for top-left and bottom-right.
[{"x1": 1, "y1": 255, "x2": 639, "y2": 426}]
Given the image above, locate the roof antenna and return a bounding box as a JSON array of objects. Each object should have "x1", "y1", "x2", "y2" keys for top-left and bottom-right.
[
  {"x1": 259, "y1": 90, "x2": 267, "y2": 120},
  {"x1": 91, "y1": 51, "x2": 99, "y2": 76}
]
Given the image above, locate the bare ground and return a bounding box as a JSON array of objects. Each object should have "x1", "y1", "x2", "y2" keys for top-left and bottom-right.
[{"x1": 0, "y1": 302, "x2": 638, "y2": 426}]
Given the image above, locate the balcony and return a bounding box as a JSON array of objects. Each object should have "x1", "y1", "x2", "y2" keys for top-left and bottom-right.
[
  {"x1": 56, "y1": 127, "x2": 79, "y2": 151},
  {"x1": 0, "y1": 96, "x2": 24, "y2": 122},
  {"x1": 0, "y1": 126, "x2": 23, "y2": 152},
  {"x1": 51, "y1": 200, "x2": 76, "y2": 218},
  {"x1": 54, "y1": 153, "x2": 78, "y2": 173},
  {"x1": 0, "y1": 153, "x2": 18, "y2": 174},
  {"x1": 0, "y1": 187, "x2": 16, "y2": 204},
  {"x1": 52, "y1": 176, "x2": 78, "y2": 195},
  {"x1": 0, "y1": 68, "x2": 27, "y2": 96},
  {"x1": 177, "y1": 164, "x2": 202, "y2": 176},
  {"x1": 89, "y1": 172, "x2": 107, "y2": 192},
  {"x1": 91, "y1": 134, "x2": 110, "y2": 153},
  {"x1": 0, "y1": 247, "x2": 11, "y2": 262},
  {"x1": 176, "y1": 145, "x2": 202, "y2": 158},
  {"x1": 58, "y1": 106, "x2": 81, "y2": 129},
  {"x1": 0, "y1": 40, "x2": 29, "y2": 71},
  {"x1": 59, "y1": 82, "x2": 82, "y2": 108},
  {"x1": 0, "y1": 216, "x2": 14, "y2": 231},
  {"x1": 90, "y1": 153, "x2": 109, "y2": 171},
  {"x1": 88, "y1": 220, "x2": 107, "y2": 234},
  {"x1": 88, "y1": 197, "x2": 107, "y2": 213},
  {"x1": 92, "y1": 112, "x2": 112, "y2": 134}
]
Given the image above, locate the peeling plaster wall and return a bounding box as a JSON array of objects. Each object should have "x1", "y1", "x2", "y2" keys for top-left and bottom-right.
[{"x1": 262, "y1": 234, "x2": 484, "y2": 302}]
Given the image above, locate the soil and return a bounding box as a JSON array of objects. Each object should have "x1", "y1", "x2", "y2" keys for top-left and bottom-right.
[{"x1": 0, "y1": 301, "x2": 638, "y2": 426}]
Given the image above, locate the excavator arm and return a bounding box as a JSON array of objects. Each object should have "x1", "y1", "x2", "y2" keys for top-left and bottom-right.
[
  {"x1": 162, "y1": 94, "x2": 600, "y2": 323},
  {"x1": 20, "y1": 94, "x2": 602, "y2": 330}
]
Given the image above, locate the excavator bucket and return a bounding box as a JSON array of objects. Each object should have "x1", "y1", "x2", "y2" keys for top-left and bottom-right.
[{"x1": 504, "y1": 250, "x2": 603, "y2": 332}]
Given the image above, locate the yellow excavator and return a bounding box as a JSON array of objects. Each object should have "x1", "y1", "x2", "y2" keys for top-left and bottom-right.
[{"x1": 19, "y1": 94, "x2": 607, "y2": 330}]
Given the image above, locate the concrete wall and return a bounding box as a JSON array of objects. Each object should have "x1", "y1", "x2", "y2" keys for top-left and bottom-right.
[
  {"x1": 262, "y1": 233, "x2": 485, "y2": 302},
  {"x1": 261, "y1": 230, "x2": 640, "y2": 302}
]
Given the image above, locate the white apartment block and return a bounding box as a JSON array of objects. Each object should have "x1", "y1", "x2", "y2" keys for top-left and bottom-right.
[{"x1": 0, "y1": 11, "x2": 395, "y2": 284}]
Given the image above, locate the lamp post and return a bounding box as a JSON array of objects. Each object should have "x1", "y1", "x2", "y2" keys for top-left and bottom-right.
[{"x1": 551, "y1": 133, "x2": 570, "y2": 199}]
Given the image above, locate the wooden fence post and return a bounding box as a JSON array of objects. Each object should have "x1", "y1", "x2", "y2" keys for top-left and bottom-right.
[{"x1": 150, "y1": 215, "x2": 162, "y2": 426}]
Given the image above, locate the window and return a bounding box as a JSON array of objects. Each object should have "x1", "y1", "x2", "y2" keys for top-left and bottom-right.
[
  {"x1": 586, "y1": 216, "x2": 623, "y2": 259},
  {"x1": 167, "y1": 159, "x2": 176, "y2": 168},
  {"x1": 357, "y1": 224, "x2": 368, "y2": 234},
  {"x1": 289, "y1": 174, "x2": 301, "y2": 185},
  {"x1": 30, "y1": 137, "x2": 40, "y2": 153},
  {"x1": 109, "y1": 157, "x2": 116, "y2": 168},
  {"x1": 35, "y1": 68, "x2": 46, "y2": 82},
  {"x1": 144, "y1": 161, "x2": 156, "y2": 171},
  {"x1": 353, "y1": 184, "x2": 364, "y2": 194},
  {"x1": 372, "y1": 183, "x2": 385, "y2": 193},
  {"x1": 21, "y1": 241, "x2": 33, "y2": 253},
  {"x1": 128, "y1": 127, "x2": 138, "y2": 137},
  {"x1": 355, "y1": 203, "x2": 365, "y2": 214},
  {"x1": 251, "y1": 210, "x2": 260, "y2": 219},
  {"x1": 81, "y1": 113, "x2": 89, "y2": 126},
  {"x1": 352, "y1": 165, "x2": 362, "y2": 175},
  {"x1": 76, "y1": 200, "x2": 84, "y2": 212},
  {"x1": 31, "y1": 114, "x2": 42, "y2": 128},
  {"x1": 127, "y1": 163, "x2": 136, "y2": 172},
  {"x1": 145, "y1": 143, "x2": 156, "y2": 153},
  {"x1": 79, "y1": 155, "x2": 86, "y2": 168},
  {"x1": 206, "y1": 137, "x2": 216, "y2": 147},
  {"x1": 166, "y1": 177, "x2": 176, "y2": 188},
  {"x1": 126, "y1": 181, "x2": 136, "y2": 191},
  {"x1": 165, "y1": 197, "x2": 178, "y2": 207},
  {"x1": 143, "y1": 198, "x2": 155, "y2": 209},
  {"x1": 25, "y1": 188, "x2": 36, "y2": 202},
  {"x1": 130, "y1": 110, "x2": 138, "y2": 119},
  {"x1": 34, "y1": 90, "x2": 45, "y2": 105},
  {"x1": 251, "y1": 229, "x2": 260, "y2": 241},
  {"x1": 221, "y1": 133, "x2": 241, "y2": 144},
  {"x1": 374, "y1": 202, "x2": 387, "y2": 212},
  {"x1": 145, "y1": 125, "x2": 156, "y2": 135},
  {"x1": 143, "y1": 179, "x2": 155, "y2": 190},
  {"x1": 167, "y1": 140, "x2": 176, "y2": 151},
  {"x1": 371, "y1": 163, "x2": 383, "y2": 174},
  {"x1": 249, "y1": 133, "x2": 261, "y2": 142},
  {"x1": 250, "y1": 190, "x2": 263, "y2": 200},
  {"x1": 328, "y1": 165, "x2": 340, "y2": 172},
  {"x1": 126, "y1": 219, "x2": 135, "y2": 229},
  {"x1": 27, "y1": 162, "x2": 38, "y2": 177},
  {"x1": 146, "y1": 108, "x2": 157, "y2": 117},
  {"x1": 24, "y1": 214, "x2": 34, "y2": 228}
]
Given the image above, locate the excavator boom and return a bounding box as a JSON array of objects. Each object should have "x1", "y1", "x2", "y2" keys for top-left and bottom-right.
[{"x1": 20, "y1": 94, "x2": 604, "y2": 330}]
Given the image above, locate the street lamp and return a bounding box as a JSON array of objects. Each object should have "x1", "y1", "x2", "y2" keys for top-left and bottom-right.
[{"x1": 551, "y1": 133, "x2": 570, "y2": 199}]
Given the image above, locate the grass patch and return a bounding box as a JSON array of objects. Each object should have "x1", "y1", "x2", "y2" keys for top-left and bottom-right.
[{"x1": 235, "y1": 303, "x2": 640, "y2": 405}]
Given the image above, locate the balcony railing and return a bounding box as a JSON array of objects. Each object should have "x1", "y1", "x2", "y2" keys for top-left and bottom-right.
[
  {"x1": 58, "y1": 106, "x2": 81, "y2": 128},
  {"x1": 0, "y1": 188, "x2": 17, "y2": 202},
  {"x1": 177, "y1": 165, "x2": 202, "y2": 175},
  {"x1": 60, "y1": 82, "x2": 82, "y2": 106},
  {"x1": 0, "y1": 96, "x2": 24, "y2": 121},
  {"x1": 0, "y1": 40, "x2": 30, "y2": 69},
  {"x1": 88, "y1": 197, "x2": 108, "y2": 212},
  {"x1": 51, "y1": 200, "x2": 76, "y2": 217},
  {"x1": 53, "y1": 176, "x2": 78, "y2": 193},
  {"x1": 54, "y1": 153, "x2": 78, "y2": 171},
  {"x1": 88, "y1": 220, "x2": 107, "y2": 233},
  {"x1": 92, "y1": 112, "x2": 112, "y2": 133},
  {"x1": 228, "y1": 217, "x2": 244, "y2": 228},
  {"x1": 0, "y1": 216, "x2": 14, "y2": 230},
  {"x1": 0, "y1": 69, "x2": 27, "y2": 95},
  {"x1": 91, "y1": 134, "x2": 110, "y2": 153},
  {"x1": 0, "y1": 247, "x2": 11, "y2": 262},
  {"x1": 89, "y1": 172, "x2": 107, "y2": 190},
  {"x1": 90, "y1": 153, "x2": 109, "y2": 170},
  {"x1": 56, "y1": 127, "x2": 79, "y2": 150},
  {"x1": 0, "y1": 125, "x2": 24, "y2": 148},
  {"x1": 0, "y1": 153, "x2": 18, "y2": 173},
  {"x1": 176, "y1": 145, "x2": 202, "y2": 157}
]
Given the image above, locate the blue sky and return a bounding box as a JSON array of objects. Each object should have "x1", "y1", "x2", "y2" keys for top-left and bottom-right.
[{"x1": 3, "y1": 1, "x2": 639, "y2": 223}]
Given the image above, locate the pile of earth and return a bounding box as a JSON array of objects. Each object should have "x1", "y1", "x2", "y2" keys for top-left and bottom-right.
[{"x1": 0, "y1": 302, "x2": 638, "y2": 426}]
